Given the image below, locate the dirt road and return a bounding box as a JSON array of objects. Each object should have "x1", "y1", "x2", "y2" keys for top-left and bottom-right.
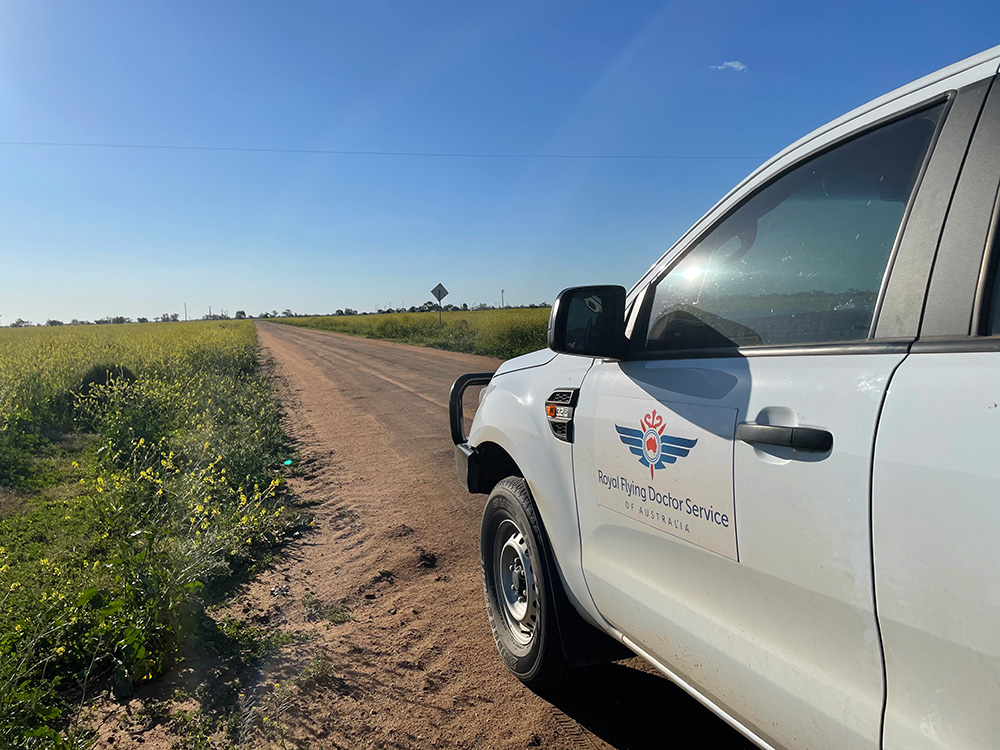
[{"x1": 236, "y1": 321, "x2": 755, "y2": 749}]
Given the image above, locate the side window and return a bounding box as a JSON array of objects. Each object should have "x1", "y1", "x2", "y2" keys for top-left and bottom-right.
[{"x1": 644, "y1": 102, "x2": 945, "y2": 350}]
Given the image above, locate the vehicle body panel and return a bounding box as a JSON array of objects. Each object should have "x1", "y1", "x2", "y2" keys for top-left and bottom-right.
[
  {"x1": 573, "y1": 353, "x2": 898, "y2": 750},
  {"x1": 874, "y1": 353, "x2": 1000, "y2": 750}
]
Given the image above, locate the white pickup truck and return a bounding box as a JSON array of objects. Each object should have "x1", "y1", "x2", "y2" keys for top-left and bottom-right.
[{"x1": 450, "y1": 46, "x2": 1000, "y2": 750}]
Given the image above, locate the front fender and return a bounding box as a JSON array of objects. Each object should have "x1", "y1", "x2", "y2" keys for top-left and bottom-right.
[{"x1": 468, "y1": 354, "x2": 605, "y2": 629}]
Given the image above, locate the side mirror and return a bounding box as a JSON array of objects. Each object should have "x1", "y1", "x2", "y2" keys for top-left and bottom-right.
[{"x1": 548, "y1": 285, "x2": 627, "y2": 358}]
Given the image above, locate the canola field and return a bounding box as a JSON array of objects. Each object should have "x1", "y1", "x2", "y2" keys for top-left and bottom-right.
[
  {"x1": 274, "y1": 307, "x2": 550, "y2": 360},
  {"x1": 0, "y1": 322, "x2": 294, "y2": 747}
]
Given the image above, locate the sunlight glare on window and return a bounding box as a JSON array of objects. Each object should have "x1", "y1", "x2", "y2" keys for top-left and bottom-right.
[{"x1": 683, "y1": 266, "x2": 703, "y2": 281}]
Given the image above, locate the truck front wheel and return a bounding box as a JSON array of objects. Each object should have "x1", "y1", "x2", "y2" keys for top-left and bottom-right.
[{"x1": 480, "y1": 477, "x2": 572, "y2": 689}]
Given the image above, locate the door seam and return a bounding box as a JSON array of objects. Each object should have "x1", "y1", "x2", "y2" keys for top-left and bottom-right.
[{"x1": 870, "y1": 345, "x2": 913, "y2": 750}]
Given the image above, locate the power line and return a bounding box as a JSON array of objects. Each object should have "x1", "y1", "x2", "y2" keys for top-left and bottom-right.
[{"x1": 0, "y1": 140, "x2": 763, "y2": 161}]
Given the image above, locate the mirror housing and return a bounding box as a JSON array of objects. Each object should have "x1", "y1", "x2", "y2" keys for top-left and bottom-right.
[{"x1": 548, "y1": 285, "x2": 627, "y2": 358}]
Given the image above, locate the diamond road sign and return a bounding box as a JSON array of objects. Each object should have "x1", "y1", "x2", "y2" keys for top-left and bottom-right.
[{"x1": 431, "y1": 283, "x2": 449, "y2": 302}]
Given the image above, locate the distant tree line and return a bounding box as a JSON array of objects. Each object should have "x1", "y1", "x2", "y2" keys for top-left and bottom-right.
[
  {"x1": 3, "y1": 311, "x2": 253, "y2": 327},
  {"x1": 3, "y1": 301, "x2": 551, "y2": 328},
  {"x1": 6, "y1": 313, "x2": 181, "y2": 327},
  {"x1": 257, "y1": 301, "x2": 550, "y2": 318}
]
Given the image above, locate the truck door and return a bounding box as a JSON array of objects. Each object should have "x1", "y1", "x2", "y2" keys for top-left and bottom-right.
[
  {"x1": 571, "y1": 93, "x2": 968, "y2": 750},
  {"x1": 872, "y1": 73, "x2": 1000, "y2": 750}
]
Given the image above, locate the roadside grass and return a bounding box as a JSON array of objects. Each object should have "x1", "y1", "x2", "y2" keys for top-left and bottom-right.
[
  {"x1": 112, "y1": 646, "x2": 349, "y2": 750},
  {"x1": 272, "y1": 307, "x2": 549, "y2": 360},
  {"x1": 301, "y1": 593, "x2": 350, "y2": 624},
  {"x1": 106, "y1": 617, "x2": 311, "y2": 750},
  {"x1": 0, "y1": 321, "x2": 304, "y2": 748}
]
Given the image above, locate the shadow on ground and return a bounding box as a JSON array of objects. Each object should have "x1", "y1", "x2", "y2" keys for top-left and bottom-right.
[{"x1": 545, "y1": 661, "x2": 758, "y2": 750}]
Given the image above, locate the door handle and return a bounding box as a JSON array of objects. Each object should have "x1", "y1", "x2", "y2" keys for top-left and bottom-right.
[{"x1": 736, "y1": 423, "x2": 833, "y2": 452}]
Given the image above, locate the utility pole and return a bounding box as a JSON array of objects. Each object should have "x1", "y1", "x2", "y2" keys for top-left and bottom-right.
[
  {"x1": 501, "y1": 289, "x2": 505, "y2": 309},
  {"x1": 184, "y1": 303, "x2": 187, "y2": 321}
]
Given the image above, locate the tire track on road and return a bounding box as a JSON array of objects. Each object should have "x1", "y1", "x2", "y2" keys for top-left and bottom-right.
[{"x1": 279, "y1": 335, "x2": 451, "y2": 410}]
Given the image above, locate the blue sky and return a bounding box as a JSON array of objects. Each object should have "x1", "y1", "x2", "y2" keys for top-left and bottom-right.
[{"x1": 1, "y1": 1, "x2": 998, "y2": 322}]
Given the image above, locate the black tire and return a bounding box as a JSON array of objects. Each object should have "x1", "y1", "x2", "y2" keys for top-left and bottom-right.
[{"x1": 480, "y1": 477, "x2": 572, "y2": 689}]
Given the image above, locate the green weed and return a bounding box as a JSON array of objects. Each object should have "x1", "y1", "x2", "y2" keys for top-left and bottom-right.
[
  {"x1": 274, "y1": 307, "x2": 550, "y2": 359},
  {"x1": 301, "y1": 594, "x2": 350, "y2": 624},
  {"x1": 0, "y1": 321, "x2": 295, "y2": 747}
]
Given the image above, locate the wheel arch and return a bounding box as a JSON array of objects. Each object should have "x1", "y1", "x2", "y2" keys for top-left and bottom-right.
[{"x1": 474, "y1": 440, "x2": 522, "y2": 494}]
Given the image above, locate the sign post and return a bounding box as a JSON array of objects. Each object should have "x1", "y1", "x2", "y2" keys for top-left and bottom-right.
[{"x1": 431, "y1": 283, "x2": 449, "y2": 325}]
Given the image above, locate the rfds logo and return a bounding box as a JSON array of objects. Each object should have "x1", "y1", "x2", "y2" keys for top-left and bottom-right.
[{"x1": 616, "y1": 409, "x2": 698, "y2": 480}]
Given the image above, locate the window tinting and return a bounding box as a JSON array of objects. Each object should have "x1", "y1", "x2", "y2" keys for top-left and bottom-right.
[{"x1": 645, "y1": 102, "x2": 945, "y2": 350}]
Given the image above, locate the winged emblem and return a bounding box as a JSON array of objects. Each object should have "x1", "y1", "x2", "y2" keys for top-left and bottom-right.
[{"x1": 616, "y1": 409, "x2": 697, "y2": 480}]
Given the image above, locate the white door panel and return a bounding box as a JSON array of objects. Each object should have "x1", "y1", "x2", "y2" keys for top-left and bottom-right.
[
  {"x1": 874, "y1": 352, "x2": 1000, "y2": 750},
  {"x1": 575, "y1": 353, "x2": 899, "y2": 750}
]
